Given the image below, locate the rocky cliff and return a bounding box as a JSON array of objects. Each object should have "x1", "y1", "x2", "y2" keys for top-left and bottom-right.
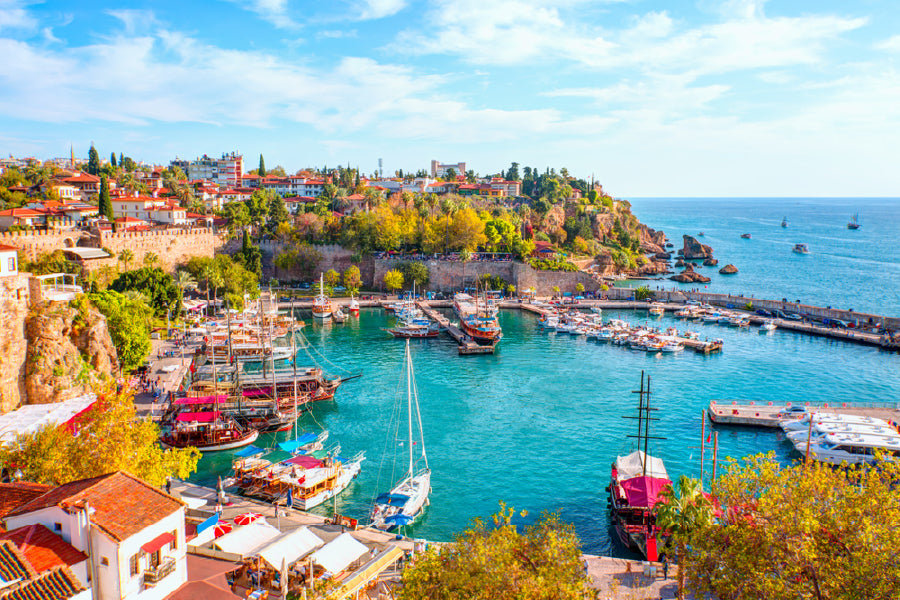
[
  {"x1": 24, "y1": 301, "x2": 118, "y2": 405},
  {"x1": 681, "y1": 235, "x2": 714, "y2": 260}
]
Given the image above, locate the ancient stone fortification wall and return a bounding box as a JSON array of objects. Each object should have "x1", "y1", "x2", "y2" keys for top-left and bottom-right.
[
  {"x1": 259, "y1": 242, "x2": 356, "y2": 282},
  {"x1": 89, "y1": 228, "x2": 227, "y2": 271},
  {"x1": 0, "y1": 230, "x2": 88, "y2": 259},
  {"x1": 372, "y1": 259, "x2": 601, "y2": 295},
  {"x1": 0, "y1": 274, "x2": 30, "y2": 412}
]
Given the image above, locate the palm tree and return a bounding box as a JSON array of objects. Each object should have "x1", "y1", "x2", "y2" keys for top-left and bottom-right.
[
  {"x1": 209, "y1": 271, "x2": 225, "y2": 310},
  {"x1": 118, "y1": 249, "x2": 134, "y2": 272},
  {"x1": 174, "y1": 270, "x2": 197, "y2": 294},
  {"x1": 143, "y1": 252, "x2": 159, "y2": 268},
  {"x1": 654, "y1": 475, "x2": 713, "y2": 600}
]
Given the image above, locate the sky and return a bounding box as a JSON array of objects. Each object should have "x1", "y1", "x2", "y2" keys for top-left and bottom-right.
[{"x1": 1, "y1": 0, "x2": 899, "y2": 197}]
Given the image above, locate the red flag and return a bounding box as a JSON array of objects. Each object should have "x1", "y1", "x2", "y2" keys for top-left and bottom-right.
[{"x1": 706, "y1": 433, "x2": 712, "y2": 443}]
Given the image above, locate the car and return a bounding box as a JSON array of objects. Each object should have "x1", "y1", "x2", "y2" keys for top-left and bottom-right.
[
  {"x1": 299, "y1": 282, "x2": 311, "y2": 289},
  {"x1": 756, "y1": 309, "x2": 773, "y2": 317},
  {"x1": 781, "y1": 312, "x2": 802, "y2": 321}
]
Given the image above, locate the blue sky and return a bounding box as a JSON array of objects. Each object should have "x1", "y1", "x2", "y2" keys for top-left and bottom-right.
[{"x1": 1, "y1": 0, "x2": 899, "y2": 196}]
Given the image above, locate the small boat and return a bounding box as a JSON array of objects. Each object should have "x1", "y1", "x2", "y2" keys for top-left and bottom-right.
[
  {"x1": 371, "y1": 340, "x2": 431, "y2": 532},
  {"x1": 848, "y1": 213, "x2": 860, "y2": 230},
  {"x1": 333, "y1": 307, "x2": 348, "y2": 323},
  {"x1": 781, "y1": 217, "x2": 788, "y2": 228},
  {"x1": 591, "y1": 306, "x2": 603, "y2": 315},
  {"x1": 385, "y1": 321, "x2": 440, "y2": 339},
  {"x1": 312, "y1": 273, "x2": 333, "y2": 320},
  {"x1": 792, "y1": 243, "x2": 809, "y2": 254},
  {"x1": 698, "y1": 231, "x2": 705, "y2": 237},
  {"x1": 348, "y1": 296, "x2": 360, "y2": 316},
  {"x1": 660, "y1": 342, "x2": 684, "y2": 353},
  {"x1": 740, "y1": 233, "x2": 751, "y2": 239},
  {"x1": 648, "y1": 303, "x2": 665, "y2": 316},
  {"x1": 760, "y1": 320, "x2": 777, "y2": 332}
]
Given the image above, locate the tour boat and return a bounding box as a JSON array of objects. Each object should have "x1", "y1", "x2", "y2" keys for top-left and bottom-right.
[
  {"x1": 608, "y1": 372, "x2": 670, "y2": 561},
  {"x1": 312, "y1": 273, "x2": 333, "y2": 320},
  {"x1": 371, "y1": 340, "x2": 431, "y2": 532},
  {"x1": 160, "y1": 411, "x2": 259, "y2": 451},
  {"x1": 847, "y1": 213, "x2": 860, "y2": 230},
  {"x1": 348, "y1": 296, "x2": 360, "y2": 316},
  {"x1": 456, "y1": 287, "x2": 502, "y2": 345},
  {"x1": 740, "y1": 233, "x2": 751, "y2": 239},
  {"x1": 161, "y1": 396, "x2": 293, "y2": 434},
  {"x1": 792, "y1": 243, "x2": 809, "y2": 254}
]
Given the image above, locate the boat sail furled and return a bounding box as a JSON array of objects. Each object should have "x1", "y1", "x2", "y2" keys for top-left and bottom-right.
[{"x1": 371, "y1": 340, "x2": 431, "y2": 531}]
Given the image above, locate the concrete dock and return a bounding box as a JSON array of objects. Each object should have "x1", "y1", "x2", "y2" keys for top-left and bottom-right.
[
  {"x1": 415, "y1": 300, "x2": 496, "y2": 355},
  {"x1": 708, "y1": 399, "x2": 900, "y2": 428}
]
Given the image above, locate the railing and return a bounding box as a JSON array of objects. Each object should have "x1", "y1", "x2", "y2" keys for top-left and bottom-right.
[{"x1": 144, "y1": 558, "x2": 176, "y2": 586}]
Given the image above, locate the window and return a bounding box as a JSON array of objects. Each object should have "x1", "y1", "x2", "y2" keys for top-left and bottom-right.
[
  {"x1": 53, "y1": 523, "x2": 62, "y2": 532},
  {"x1": 7, "y1": 257, "x2": 14, "y2": 272},
  {"x1": 129, "y1": 553, "x2": 140, "y2": 576},
  {"x1": 100, "y1": 557, "x2": 109, "y2": 567},
  {"x1": 170, "y1": 530, "x2": 178, "y2": 551}
]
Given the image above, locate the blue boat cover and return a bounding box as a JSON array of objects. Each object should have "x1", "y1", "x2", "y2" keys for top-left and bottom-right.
[
  {"x1": 385, "y1": 514, "x2": 413, "y2": 525},
  {"x1": 376, "y1": 493, "x2": 410, "y2": 507},
  {"x1": 234, "y1": 445, "x2": 265, "y2": 458},
  {"x1": 278, "y1": 433, "x2": 318, "y2": 452}
]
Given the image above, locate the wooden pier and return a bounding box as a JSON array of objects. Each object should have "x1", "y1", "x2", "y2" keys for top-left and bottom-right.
[
  {"x1": 416, "y1": 301, "x2": 496, "y2": 355},
  {"x1": 708, "y1": 400, "x2": 900, "y2": 428}
]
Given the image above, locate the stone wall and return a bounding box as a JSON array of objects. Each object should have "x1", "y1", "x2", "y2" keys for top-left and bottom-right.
[
  {"x1": 260, "y1": 242, "x2": 356, "y2": 282},
  {"x1": 0, "y1": 274, "x2": 31, "y2": 412},
  {"x1": 0, "y1": 229, "x2": 88, "y2": 259},
  {"x1": 88, "y1": 228, "x2": 227, "y2": 271}
]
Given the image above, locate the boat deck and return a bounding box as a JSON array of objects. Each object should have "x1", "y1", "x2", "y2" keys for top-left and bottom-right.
[
  {"x1": 708, "y1": 400, "x2": 900, "y2": 428},
  {"x1": 416, "y1": 301, "x2": 496, "y2": 355}
]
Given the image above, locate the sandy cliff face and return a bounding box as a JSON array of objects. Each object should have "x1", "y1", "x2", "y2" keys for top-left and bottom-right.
[
  {"x1": 0, "y1": 276, "x2": 30, "y2": 413},
  {"x1": 24, "y1": 301, "x2": 118, "y2": 405}
]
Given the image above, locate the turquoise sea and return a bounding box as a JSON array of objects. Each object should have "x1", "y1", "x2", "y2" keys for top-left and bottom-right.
[{"x1": 190, "y1": 198, "x2": 900, "y2": 557}]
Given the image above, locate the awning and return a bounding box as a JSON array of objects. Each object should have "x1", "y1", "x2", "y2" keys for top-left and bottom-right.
[
  {"x1": 142, "y1": 531, "x2": 176, "y2": 553},
  {"x1": 310, "y1": 533, "x2": 368, "y2": 575},
  {"x1": 615, "y1": 450, "x2": 669, "y2": 481},
  {"x1": 621, "y1": 476, "x2": 672, "y2": 509},
  {"x1": 234, "y1": 445, "x2": 265, "y2": 458},
  {"x1": 176, "y1": 411, "x2": 219, "y2": 423},
  {"x1": 278, "y1": 433, "x2": 317, "y2": 452},
  {"x1": 175, "y1": 395, "x2": 228, "y2": 405},
  {"x1": 256, "y1": 527, "x2": 325, "y2": 570},
  {"x1": 284, "y1": 455, "x2": 322, "y2": 469}
]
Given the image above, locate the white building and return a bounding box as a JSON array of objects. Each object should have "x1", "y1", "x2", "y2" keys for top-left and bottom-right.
[
  {"x1": 0, "y1": 244, "x2": 18, "y2": 277},
  {"x1": 170, "y1": 152, "x2": 243, "y2": 188},
  {"x1": 430, "y1": 160, "x2": 466, "y2": 178},
  {"x1": 2, "y1": 471, "x2": 187, "y2": 600},
  {"x1": 111, "y1": 196, "x2": 168, "y2": 222}
]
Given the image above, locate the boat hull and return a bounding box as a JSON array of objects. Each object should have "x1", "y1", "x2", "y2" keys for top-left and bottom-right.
[{"x1": 161, "y1": 429, "x2": 259, "y2": 452}]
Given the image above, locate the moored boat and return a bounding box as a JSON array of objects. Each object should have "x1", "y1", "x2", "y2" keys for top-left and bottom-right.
[
  {"x1": 312, "y1": 273, "x2": 333, "y2": 320},
  {"x1": 160, "y1": 411, "x2": 259, "y2": 451}
]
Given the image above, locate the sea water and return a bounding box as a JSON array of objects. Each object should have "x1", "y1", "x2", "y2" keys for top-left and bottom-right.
[{"x1": 189, "y1": 198, "x2": 900, "y2": 557}]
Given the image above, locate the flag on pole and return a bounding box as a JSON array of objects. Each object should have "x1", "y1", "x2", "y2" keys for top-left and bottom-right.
[{"x1": 706, "y1": 433, "x2": 712, "y2": 443}]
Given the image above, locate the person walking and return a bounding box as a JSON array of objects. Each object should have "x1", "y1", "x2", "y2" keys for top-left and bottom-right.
[{"x1": 661, "y1": 555, "x2": 669, "y2": 580}]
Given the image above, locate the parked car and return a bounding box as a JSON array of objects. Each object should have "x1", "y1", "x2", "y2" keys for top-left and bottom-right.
[{"x1": 756, "y1": 309, "x2": 773, "y2": 317}]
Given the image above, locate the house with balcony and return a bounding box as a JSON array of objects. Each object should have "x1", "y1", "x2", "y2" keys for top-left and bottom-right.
[{"x1": 2, "y1": 471, "x2": 187, "y2": 600}]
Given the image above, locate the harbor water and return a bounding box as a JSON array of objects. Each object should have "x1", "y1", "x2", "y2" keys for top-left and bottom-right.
[{"x1": 188, "y1": 198, "x2": 900, "y2": 557}]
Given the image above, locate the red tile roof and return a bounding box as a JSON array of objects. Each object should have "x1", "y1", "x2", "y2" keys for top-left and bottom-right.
[
  {"x1": 0, "y1": 244, "x2": 21, "y2": 252},
  {"x1": 0, "y1": 483, "x2": 52, "y2": 518},
  {"x1": 0, "y1": 208, "x2": 44, "y2": 217},
  {"x1": 0, "y1": 524, "x2": 86, "y2": 572},
  {"x1": 6, "y1": 472, "x2": 183, "y2": 542},
  {"x1": 0, "y1": 540, "x2": 35, "y2": 581},
  {"x1": 0, "y1": 565, "x2": 85, "y2": 600}
]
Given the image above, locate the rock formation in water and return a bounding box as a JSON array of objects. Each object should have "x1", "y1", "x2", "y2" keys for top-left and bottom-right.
[
  {"x1": 24, "y1": 301, "x2": 118, "y2": 405},
  {"x1": 670, "y1": 264, "x2": 711, "y2": 283},
  {"x1": 719, "y1": 264, "x2": 739, "y2": 275},
  {"x1": 682, "y1": 235, "x2": 714, "y2": 260},
  {"x1": 703, "y1": 258, "x2": 719, "y2": 266}
]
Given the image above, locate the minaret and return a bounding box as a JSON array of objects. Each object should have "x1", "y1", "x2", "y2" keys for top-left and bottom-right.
[{"x1": 70, "y1": 144, "x2": 75, "y2": 169}]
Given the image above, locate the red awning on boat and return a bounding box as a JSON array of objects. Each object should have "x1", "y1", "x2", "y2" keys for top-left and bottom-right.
[
  {"x1": 175, "y1": 395, "x2": 228, "y2": 405},
  {"x1": 242, "y1": 387, "x2": 273, "y2": 397},
  {"x1": 621, "y1": 476, "x2": 671, "y2": 508},
  {"x1": 175, "y1": 411, "x2": 219, "y2": 423},
  {"x1": 284, "y1": 455, "x2": 322, "y2": 469},
  {"x1": 142, "y1": 531, "x2": 176, "y2": 553}
]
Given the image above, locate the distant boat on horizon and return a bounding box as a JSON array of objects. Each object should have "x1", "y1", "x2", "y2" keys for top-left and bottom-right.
[
  {"x1": 848, "y1": 213, "x2": 861, "y2": 230},
  {"x1": 793, "y1": 243, "x2": 809, "y2": 254},
  {"x1": 740, "y1": 233, "x2": 751, "y2": 239},
  {"x1": 781, "y1": 217, "x2": 788, "y2": 228}
]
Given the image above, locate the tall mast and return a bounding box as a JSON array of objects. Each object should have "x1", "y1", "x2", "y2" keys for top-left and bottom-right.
[
  {"x1": 269, "y1": 299, "x2": 278, "y2": 412},
  {"x1": 406, "y1": 339, "x2": 414, "y2": 480},
  {"x1": 291, "y1": 297, "x2": 298, "y2": 443}
]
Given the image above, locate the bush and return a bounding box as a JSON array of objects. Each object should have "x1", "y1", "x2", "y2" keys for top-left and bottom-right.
[
  {"x1": 526, "y1": 258, "x2": 579, "y2": 272},
  {"x1": 110, "y1": 267, "x2": 180, "y2": 317}
]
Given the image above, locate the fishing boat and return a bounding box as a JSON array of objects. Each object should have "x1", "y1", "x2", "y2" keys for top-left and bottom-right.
[
  {"x1": 312, "y1": 273, "x2": 333, "y2": 320},
  {"x1": 792, "y1": 243, "x2": 809, "y2": 254},
  {"x1": 740, "y1": 233, "x2": 751, "y2": 239},
  {"x1": 385, "y1": 321, "x2": 440, "y2": 339},
  {"x1": 608, "y1": 372, "x2": 670, "y2": 561},
  {"x1": 781, "y1": 217, "x2": 788, "y2": 228},
  {"x1": 371, "y1": 340, "x2": 431, "y2": 531},
  {"x1": 348, "y1": 296, "x2": 360, "y2": 316},
  {"x1": 160, "y1": 411, "x2": 259, "y2": 451},
  {"x1": 847, "y1": 213, "x2": 860, "y2": 230}
]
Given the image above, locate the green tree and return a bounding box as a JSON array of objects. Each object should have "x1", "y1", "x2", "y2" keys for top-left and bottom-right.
[
  {"x1": 654, "y1": 476, "x2": 713, "y2": 600},
  {"x1": 400, "y1": 504, "x2": 591, "y2": 600},
  {"x1": 267, "y1": 196, "x2": 290, "y2": 231},
  {"x1": 83, "y1": 290, "x2": 152, "y2": 371},
  {"x1": 342, "y1": 265, "x2": 361, "y2": 294},
  {"x1": 173, "y1": 270, "x2": 197, "y2": 299},
  {"x1": 324, "y1": 268, "x2": 340, "y2": 288},
  {"x1": 0, "y1": 384, "x2": 200, "y2": 487},
  {"x1": 236, "y1": 230, "x2": 262, "y2": 276},
  {"x1": 575, "y1": 282, "x2": 585, "y2": 294},
  {"x1": 110, "y1": 267, "x2": 181, "y2": 317},
  {"x1": 110, "y1": 152, "x2": 117, "y2": 168},
  {"x1": 634, "y1": 285, "x2": 653, "y2": 301},
  {"x1": 118, "y1": 248, "x2": 134, "y2": 272},
  {"x1": 223, "y1": 201, "x2": 250, "y2": 231},
  {"x1": 258, "y1": 154, "x2": 266, "y2": 177},
  {"x1": 682, "y1": 454, "x2": 900, "y2": 600},
  {"x1": 505, "y1": 161, "x2": 520, "y2": 181},
  {"x1": 383, "y1": 269, "x2": 403, "y2": 293},
  {"x1": 87, "y1": 144, "x2": 101, "y2": 175},
  {"x1": 399, "y1": 261, "x2": 429, "y2": 290},
  {"x1": 142, "y1": 251, "x2": 159, "y2": 268},
  {"x1": 99, "y1": 175, "x2": 113, "y2": 222},
  {"x1": 552, "y1": 285, "x2": 560, "y2": 296}
]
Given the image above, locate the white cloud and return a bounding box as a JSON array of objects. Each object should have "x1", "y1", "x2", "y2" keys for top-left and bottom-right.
[
  {"x1": 228, "y1": 0, "x2": 298, "y2": 29},
  {"x1": 357, "y1": 0, "x2": 406, "y2": 20},
  {"x1": 876, "y1": 35, "x2": 900, "y2": 53},
  {"x1": 106, "y1": 9, "x2": 156, "y2": 36},
  {"x1": 0, "y1": 0, "x2": 36, "y2": 32},
  {"x1": 317, "y1": 29, "x2": 357, "y2": 39}
]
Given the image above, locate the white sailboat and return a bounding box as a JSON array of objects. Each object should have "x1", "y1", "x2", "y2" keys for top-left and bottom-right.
[
  {"x1": 371, "y1": 339, "x2": 431, "y2": 531},
  {"x1": 312, "y1": 273, "x2": 332, "y2": 320}
]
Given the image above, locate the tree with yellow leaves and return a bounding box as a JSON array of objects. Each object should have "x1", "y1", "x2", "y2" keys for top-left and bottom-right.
[
  {"x1": 683, "y1": 452, "x2": 900, "y2": 600},
  {"x1": 0, "y1": 384, "x2": 200, "y2": 487},
  {"x1": 450, "y1": 206, "x2": 486, "y2": 252},
  {"x1": 400, "y1": 504, "x2": 592, "y2": 600}
]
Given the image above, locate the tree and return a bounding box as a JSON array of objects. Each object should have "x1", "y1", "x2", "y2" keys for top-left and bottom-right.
[
  {"x1": 681, "y1": 454, "x2": 900, "y2": 600},
  {"x1": 383, "y1": 269, "x2": 403, "y2": 293},
  {"x1": 399, "y1": 261, "x2": 429, "y2": 290},
  {"x1": 223, "y1": 201, "x2": 250, "y2": 231},
  {"x1": 654, "y1": 476, "x2": 713, "y2": 600},
  {"x1": 0, "y1": 384, "x2": 200, "y2": 487},
  {"x1": 118, "y1": 248, "x2": 134, "y2": 272},
  {"x1": 552, "y1": 285, "x2": 560, "y2": 296},
  {"x1": 575, "y1": 282, "x2": 585, "y2": 294},
  {"x1": 450, "y1": 207, "x2": 487, "y2": 252},
  {"x1": 99, "y1": 175, "x2": 113, "y2": 222},
  {"x1": 110, "y1": 152, "x2": 117, "y2": 168},
  {"x1": 110, "y1": 267, "x2": 181, "y2": 317},
  {"x1": 258, "y1": 154, "x2": 266, "y2": 177},
  {"x1": 324, "y1": 268, "x2": 340, "y2": 288},
  {"x1": 342, "y1": 265, "x2": 361, "y2": 294},
  {"x1": 634, "y1": 285, "x2": 653, "y2": 301},
  {"x1": 173, "y1": 270, "x2": 197, "y2": 299},
  {"x1": 87, "y1": 144, "x2": 101, "y2": 175},
  {"x1": 400, "y1": 504, "x2": 591, "y2": 600},
  {"x1": 505, "y1": 162, "x2": 520, "y2": 181},
  {"x1": 82, "y1": 291, "x2": 152, "y2": 371},
  {"x1": 143, "y1": 251, "x2": 159, "y2": 268},
  {"x1": 267, "y1": 196, "x2": 290, "y2": 231},
  {"x1": 236, "y1": 230, "x2": 262, "y2": 276}
]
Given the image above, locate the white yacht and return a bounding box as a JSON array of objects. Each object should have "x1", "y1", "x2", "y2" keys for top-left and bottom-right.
[
  {"x1": 781, "y1": 413, "x2": 891, "y2": 433},
  {"x1": 805, "y1": 432, "x2": 900, "y2": 465}
]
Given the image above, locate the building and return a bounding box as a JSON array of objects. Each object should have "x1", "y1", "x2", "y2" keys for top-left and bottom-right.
[
  {"x1": 0, "y1": 535, "x2": 88, "y2": 600},
  {"x1": 170, "y1": 152, "x2": 243, "y2": 188},
  {"x1": 0, "y1": 208, "x2": 45, "y2": 229},
  {"x1": 430, "y1": 160, "x2": 466, "y2": 179},
  {"x1": 111, "y1": 196, "x2": 167, "y2": 221},
  {"x1": 1, "y1": 245, "x2": 20, "y2": 278},
  {"x1": 2, "y1": 471, "x2": 188, "y2": 600}
]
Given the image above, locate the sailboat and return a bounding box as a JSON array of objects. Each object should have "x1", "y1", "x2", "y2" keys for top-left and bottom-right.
[
  {"x1": 312, "y1": 273, "x2": 333, "y2": 320},
  {"x1": 371, "y1": 339, "x2": 431, "y2": 531},
  {"x1": 847, "y1": 213, "x2": 860, "y2": 230},
  {"x1": 781, "y1": 216, "x2": 788, "y2": 228},
  {"x1": 607, "y1": 371, "x2": 671, "y2": 561}
]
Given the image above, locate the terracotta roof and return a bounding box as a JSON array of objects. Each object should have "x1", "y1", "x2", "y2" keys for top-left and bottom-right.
[
  {"x1": 0, "y1": 208, "x2": 44, "y2": 217},
  {"x1": 346, "y1": 193, "x2": 365, "y2": 200},
  {"x1": 6, "y1": 472, "x2": 183, "y2": 542},
  {"x1": 0, "y1": 483, "x2": 52, "y2": 519},
  {"x1": 0, "y1": 525, "x2": 86, "y2": 572},
  {"x1": 0, "y1": 244, "x2": 20, "y2": 252},
  {"x1": 0, "y1": 565, "x2": 85, "y2": 600},
  {"x1": 0, "y1": 539, "x2": 35, "y2": 582}
]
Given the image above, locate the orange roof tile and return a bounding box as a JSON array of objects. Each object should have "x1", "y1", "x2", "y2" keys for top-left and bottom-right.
[
  {"x1": 0, "y1": 524, "x2": 86, "y2": 572},
  {"x1": 0, "y1": 483, "x2": 51, "y2": 519}
]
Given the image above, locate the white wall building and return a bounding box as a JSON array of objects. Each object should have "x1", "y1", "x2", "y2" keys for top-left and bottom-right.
[
  {"x1": 0, "y1": 244, "x2": 18, "y2": 277},
  {"x1": 170, "y1": 152, "x2": 243, "y2": 187},
  {"x1": 430, "y1": 160, "x2": 466, "y2": 178}
]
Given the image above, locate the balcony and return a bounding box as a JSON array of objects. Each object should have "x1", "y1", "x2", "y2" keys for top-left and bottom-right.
[{"x1": 144, "y1": 558, "x2": 176, "y2": 586}]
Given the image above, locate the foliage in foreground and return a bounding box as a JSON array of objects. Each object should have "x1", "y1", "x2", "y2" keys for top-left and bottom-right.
[
  {"x1": 77, "y1": 291, "x2": 152, "y2": 372},
  {"x1": 0, "y1": 384, "x2": 200, "y2": 487},
  {"x1": 400, "y1": 504, "x2": 592, "y2": 600},
  {"x1": 683, "y1": 453, "x2": 900, "y2": 600}
]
